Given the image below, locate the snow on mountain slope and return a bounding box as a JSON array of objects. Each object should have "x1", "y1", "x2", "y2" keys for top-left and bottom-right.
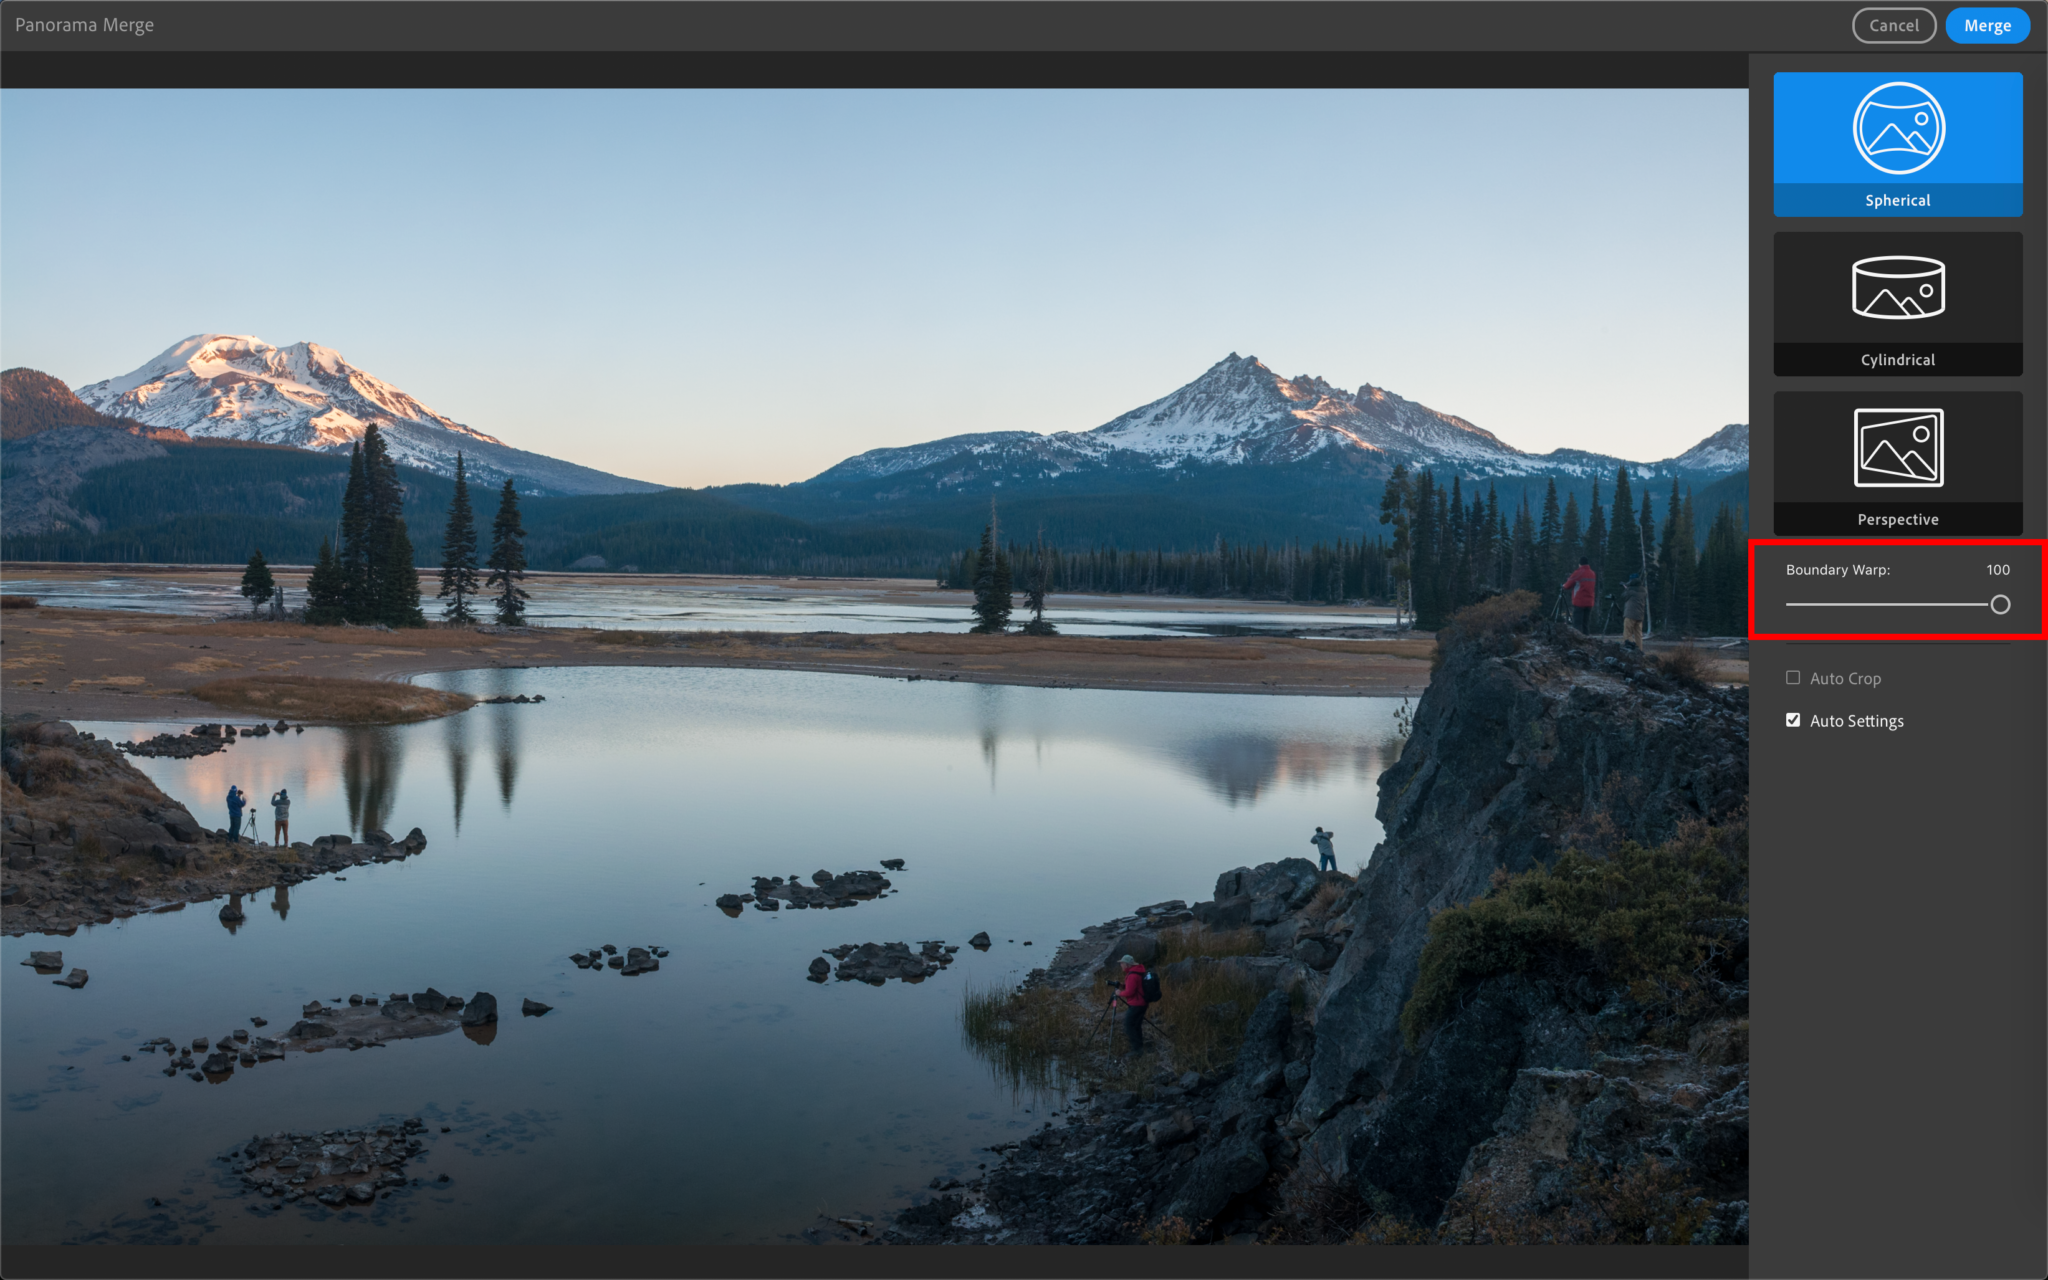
[
  {"x1": 1655, "y1": 423, "x2": 1749, "y2": 474},
  {"x1": 805, "y1": 353, "x2": 1747, "y2": 491},
  {"x1": 72, "y1": 335, "x2": 663, "y2": 496}
]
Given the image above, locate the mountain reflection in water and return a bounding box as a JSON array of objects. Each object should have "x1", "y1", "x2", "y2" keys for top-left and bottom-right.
[{"x1": 1162, "y1": 732, "x2": 1396, "y2": 806}]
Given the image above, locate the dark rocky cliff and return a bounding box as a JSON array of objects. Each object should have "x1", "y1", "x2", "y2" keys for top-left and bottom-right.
[{"x1": 1296, "y1": 599, "x2": 1748, "y2": 1224}]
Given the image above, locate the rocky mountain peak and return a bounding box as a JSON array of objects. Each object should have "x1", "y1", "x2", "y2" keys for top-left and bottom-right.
[{"x1": 62, "y1": 335, "x2": 662, "y2": 496}]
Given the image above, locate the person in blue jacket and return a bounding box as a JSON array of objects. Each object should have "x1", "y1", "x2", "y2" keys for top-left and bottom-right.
[{"x1": 226, "y1": 785, "x2": 246, "y2": 843}]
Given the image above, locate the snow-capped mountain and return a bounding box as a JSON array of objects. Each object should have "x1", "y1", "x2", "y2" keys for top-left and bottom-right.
[
  {"x1": 804, "y1": 354, "x2": 1746, "y2": 496},
  {"x1": 73, "y1": 335, "x2": 662, "y2": 496}
]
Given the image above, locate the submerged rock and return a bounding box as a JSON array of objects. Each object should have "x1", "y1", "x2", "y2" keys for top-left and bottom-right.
[
  {"x1": 730, "y1": 868, "x2": 893, "y2": 913},
  {"x1": 829, "y1": 940, "x2": 954, "y2": 985},
  {"x1": 520, "y1": 999, "x2": 552, "y2": 1016},
  {"x1": 460, "y1": 992, "x2": 498, "y2": 1026},
  {"x1": 52, "y1": 967, "x2": 88, "y2": 989},
  {"x1": 620, "y1": 947, "x2": 659, "y2": 976},
  {"x1": 22, "y1": 950, "x2": 60, "y2": 968}
]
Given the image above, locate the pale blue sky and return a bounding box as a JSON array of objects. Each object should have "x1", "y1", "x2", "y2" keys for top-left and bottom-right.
[{"x1": 2, "y1": 89, "x2": 1745, "y2": 487}]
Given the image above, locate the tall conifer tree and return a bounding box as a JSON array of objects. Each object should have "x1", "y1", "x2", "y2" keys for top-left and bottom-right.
[
  {"x1": 1535, "y1": 479, "x2": 1563, "y2": 594},
  {"x1": 339, "y1": 443, "x2": 371, "y2": 622},
  {"x1": 240, "y1": 549, "x2": 275, "y2": 616},
  {"x1": 1601, "y1": 466, "x2": 1638, "y2": 615},
  {"x1": 486, "y1": 478, "x2": 530, "y2": 626},
  {"x1": 1378, "y1": 464, "x2": 1414, "y2": 625},
  {"x1": 305, "y1": 538, "x2": 347, "y2": 625},
  {"x1": 438, "y1": 452, "x2": 481, "y2": 623},
  {"x1": 969, "y1": 504, "x2": 1012, "y2": 633}
]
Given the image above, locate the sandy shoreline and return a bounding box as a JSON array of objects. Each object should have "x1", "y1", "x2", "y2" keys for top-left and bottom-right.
[
  {"x1": 0, "y1": 605, "x2": 1437, "y2": 724},
  {"x1": 0, "y1": 564, "x2": 1403, "y2": 621}
]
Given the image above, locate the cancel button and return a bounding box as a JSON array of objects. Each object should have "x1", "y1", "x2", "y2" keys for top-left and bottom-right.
[{"x1": 1853, "y1": 7, "x2": 1937, "y2": 42}]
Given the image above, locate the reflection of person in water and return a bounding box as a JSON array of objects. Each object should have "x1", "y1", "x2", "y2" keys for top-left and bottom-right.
[
  {"x1": 271, "y1": 884, "x2": 291, "y2": 921},
  {"x1": 1311, "y1": 826, "x2": 1337, "y2": 872}
]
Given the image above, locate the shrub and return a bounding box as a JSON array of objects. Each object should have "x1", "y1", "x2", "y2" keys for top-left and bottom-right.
[
  {"x1": 1430, "y1": 590, "x2": 1542, "y2": 670},
  {"x1": 1134, "y1": 1215, "x2": 1203, "y2": 1245},
  {"x1": 0, "y1": 595, "x2": 37, "y2": 610},
  {"x1": 1400, "y1": 821, "x2": 1747, "y2": 1050},
  {"x1": 1438, "y1": 1157, "x2": 1715, "y2": 1245},
  {"x1": 1656, "y1": 644, "x2": 1713, "y2": 688}
]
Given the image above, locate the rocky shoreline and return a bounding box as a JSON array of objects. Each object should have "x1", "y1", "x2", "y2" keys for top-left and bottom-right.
[
  {"x1": 3, "y1": 712, "x2": 430, "y2": 937},
  {"x1": 884, "y1": 605, "x2": 1750, "y2": 1246}
]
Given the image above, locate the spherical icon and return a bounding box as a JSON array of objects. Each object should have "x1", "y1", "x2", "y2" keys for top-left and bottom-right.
[
  {"x1": 1853, "y1": 82, "x2": 1945, "y2": 176},
  {"x1": 1913, "y1": 425, "x2": 1930, "y2": 443}
]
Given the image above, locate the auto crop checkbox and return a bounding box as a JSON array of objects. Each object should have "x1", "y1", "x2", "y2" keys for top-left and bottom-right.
[
  {"x1": 1785, "y1": 712, "x2": 1802, "y2": 727},
  {"x1": 1785, "y1": 670, "x2": 1801, "y2": 684}
]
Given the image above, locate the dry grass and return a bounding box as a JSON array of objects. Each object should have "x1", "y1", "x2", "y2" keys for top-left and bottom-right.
[
  {"x1": 0, "y1": 595, "x2": 38, "y2": 610},
  {"x1": 1154, "y1": 922, "x2": 1266, "y2": 966},
  {"x1": 1655, "y1": 644, "x2": 1713, "y2": 688},
  {"x1": 591, "y1": 629, "x2": 886, "y2": 652},
  {"x1": 1268, "y1": 637, "x2": 1438, "y2": 660},
  {"x1": 1149, "y1": 963, "x2": 1265, "y2": 1075},
  {"x1": 1300, "y1": 880, "x2": 1349, "y2": 919},
  {"x1": 961, "y1": 982, "x2": 1098, "y2": 1096},
  {"x1": 119, "y1": 620, "x2": 500, "y2": 649},
  {"x1": 1134, "y1": 1216, "x2": 1204, "y2": 1245},
  {"x1": 893, "y1": 634, "x2": 1264, "y2": 660},
  {"x1": 189, "y1": 675, "x2": 477, "y2": 724}
]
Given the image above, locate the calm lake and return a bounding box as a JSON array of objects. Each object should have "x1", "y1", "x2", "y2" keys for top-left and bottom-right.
[
  {"x1": 6, "y1": 573, "x2": 1395, "y2": 638},
  {"x1": 1, "y1": 666, "x2": 1401, "y2": 1245}
]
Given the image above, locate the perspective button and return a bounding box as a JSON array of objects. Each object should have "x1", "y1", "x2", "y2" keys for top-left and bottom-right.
[
  {"x1": 1853, "y1": 7, "x2": 1937, "y2": 41},
  {"x1": 1946, "y1": 8, "x2": 2031, "y2": 42}
]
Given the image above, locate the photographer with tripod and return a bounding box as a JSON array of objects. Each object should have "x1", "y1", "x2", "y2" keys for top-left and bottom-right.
[
  {"x1": 1562, "y1": 558, "x2": 1597, "y2": 633},
  {"x1": 1107, "y1": 954, "x2": 1155, "y2": 1054}
]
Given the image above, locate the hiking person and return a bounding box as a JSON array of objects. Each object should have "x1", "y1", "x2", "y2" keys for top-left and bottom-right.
[
  {"x1": 1311, "y1": 826, "x2": 1337, "y2": 872},
  {"x1": 226, "y1": 785, "x2": 246, "y2": 843},
  {"x1": 1109, "y1": 954, "x2": 1150, "y2": 1053},
  {"x1": 1563, "y1": 558, "x2": 1597, "y2": 633},
  {"x1": 271, "y1": 787, "x2": 291, "y2": 846},
  {"x1": 1622, "y1": 573, "x2": 1648, "y2": 651}
]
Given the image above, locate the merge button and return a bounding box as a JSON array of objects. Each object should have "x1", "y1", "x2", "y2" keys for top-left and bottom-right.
[{"x1": 1852, "y1": 7, "x2": 1937, "y2": 42}]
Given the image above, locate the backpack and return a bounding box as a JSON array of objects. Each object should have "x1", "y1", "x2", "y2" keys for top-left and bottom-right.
[{"x1": 1139, "y1": 968, "x2": 1162, "y2": 1004}]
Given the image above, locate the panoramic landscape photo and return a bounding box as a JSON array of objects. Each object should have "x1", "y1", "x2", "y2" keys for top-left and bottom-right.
[{"x1": 1, "y1": 87, "x2": 1750, "y2": 1249}]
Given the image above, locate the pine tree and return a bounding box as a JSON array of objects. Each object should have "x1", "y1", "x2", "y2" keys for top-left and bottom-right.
[
  {"x1": 240, "y1": 549, "x2": 275, "y2": 616},
  {"x1": 1411, "y1": 471, "x2": 1441, "y2": 628},
  {"x1": 1510, "y1": 495, "x2": 1537, "y2": 592},
  {"x1": 305, "y1": 538, "x2": 347, "y2": 625},
  {"x1": 1637, "y1": 490, "x2": 1658, "y2": 635},
  {"x1": 1020, "y1": 527, "x2": 1057, "y2": 635},
  {"x1": 1378, "y1": 465, "x2": 1414, "y2": 624},
  {"x1": 1602, "y1": 467, "x2": 1639, "y2": 622},
  {"x1": 1657, "y1": 481, "x2": 1697, "y2": 635},
  {"x1": 1535, "y1": 479, "x2": 1563, "y2": 595},
  {"x1": 359, "y1": 424, "x2": 424, "y2": 627},
  {"x1": 437, "y1": 452, "x2": 481, "y2": 623},
  {"x1": 1696, "y1": 503, "x2": 1746, "y2": 635},
  {"x1": 969, "y1": 507, "x2": 1012, "y2": 633},
  {"x1": 486, "y1": 478, "x2": 530, "y2": 626},
  {"x1": 339, "y1": 443, "x2": 371, "y2": 622},
  {"x1": 1559, "y1": 490, "x2": 1583, "y2": 583}
]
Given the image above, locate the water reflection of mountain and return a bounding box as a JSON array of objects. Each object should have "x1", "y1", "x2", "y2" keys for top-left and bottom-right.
[{"x1": 1161, "y1": 733, "x2": 1390, "y2": 806}]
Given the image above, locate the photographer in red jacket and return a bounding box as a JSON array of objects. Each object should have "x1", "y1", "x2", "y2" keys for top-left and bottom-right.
[
  {"x1": 1562, "y1": 558, "x2": 1597, "y2": 633},
  {"x1": 1110, "y1": 955, "x2": 1149, "y2": 1054}
]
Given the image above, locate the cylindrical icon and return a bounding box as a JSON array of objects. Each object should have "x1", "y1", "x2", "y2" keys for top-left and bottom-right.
[{"x1": 1852, "y1": 255, "x2": 1946, "y2": 319}]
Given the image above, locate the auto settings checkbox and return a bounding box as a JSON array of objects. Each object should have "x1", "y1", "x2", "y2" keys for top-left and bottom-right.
[{"x1": 1786, "y1": 670, "x2": 1802, "y2": 684}]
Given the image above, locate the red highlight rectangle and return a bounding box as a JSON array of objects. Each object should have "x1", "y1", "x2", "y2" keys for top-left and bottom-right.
[{"x1": 1749, "y1": 538, "x2": 2048, "y2": 641}]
